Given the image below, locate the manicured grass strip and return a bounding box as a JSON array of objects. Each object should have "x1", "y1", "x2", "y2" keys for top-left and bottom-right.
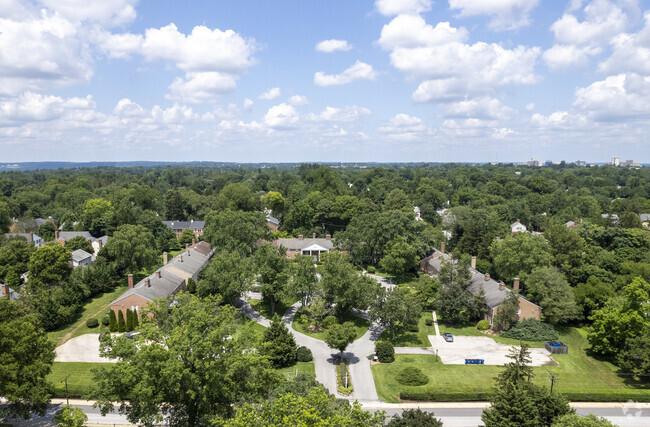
[
  {"x1": 371, "y1": 327, "x2": 650, "y2": 403},
  {"x1": 277, "y1": 362, "x2": 316, "y2": 380},
  {"x1": 292, "y1": 311, "x2": 370, "y2": 341},
  {"x1": 377, "y1": 311, "x2": 432, "y2": 347},
  {"x1": 48, "y1": 362, "x2": 108, "y2": 398},
  {"x1": 248, "y1": 298, "x2": 296, "y2": 320},
  {"x1": 47, "y1": 285, "x2": 128, "y2": 347},
  {"x1": 437, "y1": 322, "x2": 546, "y2": 348}
]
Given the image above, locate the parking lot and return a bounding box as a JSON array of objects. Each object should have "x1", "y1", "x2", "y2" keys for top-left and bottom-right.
[
  {"x1": 428, "y1": 335, "x2": 557, "y2": 366},
  {"x1": 55, "y1": 334, "x2": 116, "y2": 363}
]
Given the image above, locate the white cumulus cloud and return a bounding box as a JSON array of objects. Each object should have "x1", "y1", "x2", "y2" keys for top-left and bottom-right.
[
  {"x1": 375, "y1": 0, "x2": 432, "y2": 16},
  {"x1": 258, "y1": 87, "x2": 281, "y2": 100},
  {"x1": 315, "y1": 39, "x2": 352, "y2": 53},
  {"x1": 167, "y1": 72, "x2": 238, "y2": 103},
  {"x1": 314, "y1": 61, "x2": 377, "y2": 86},
  {"x1": 307, "y1": 106, "x2": 371, "y2": 122},
  {"x1": 263, "y1": 103, "x2": 299, "y2": 129},
  {"x1": 288, "y1": 95, "x2": 309, "y2": 106},
  {"x1": 449, "y1": 0, "x2": 541, "y2": 31},
  {"x1": 40, "y1": 0, "x2": 138, "y2": 26}
]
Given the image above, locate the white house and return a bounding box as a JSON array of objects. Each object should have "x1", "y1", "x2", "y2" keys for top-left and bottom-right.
[
  {"x1": 71, "y1": 249, "x2": 93, "y2": 268},
  {"x1": 510, "y1": 219, "x2": 527, "y2": 235}
]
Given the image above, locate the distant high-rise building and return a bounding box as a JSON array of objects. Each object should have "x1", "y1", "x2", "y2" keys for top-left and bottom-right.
[
  {"x1": 612, "y1": 156, "x2": 620, "y2": 166},
  {"x1": 544, "y1": 160, "x2": 553, "y2": 166},
  {"x1": 575, "y1": 160, "x2": 586, "y2": 166},
  {"x1": 527, "y1": 157, "x2": 541, "y2": 167}
]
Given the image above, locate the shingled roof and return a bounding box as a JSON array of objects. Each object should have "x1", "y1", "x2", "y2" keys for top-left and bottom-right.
[
  {"x1": 424, "y1": 249, "x2": 540, "y2": 310},
  {"x1": 111, "y1": 242, "x2": 214, "y2": 305}
]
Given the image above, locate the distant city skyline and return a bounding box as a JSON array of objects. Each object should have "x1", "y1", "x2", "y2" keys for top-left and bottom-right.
[{"x1": 1, "y1": 0, "x2": 649, "y2": 162}]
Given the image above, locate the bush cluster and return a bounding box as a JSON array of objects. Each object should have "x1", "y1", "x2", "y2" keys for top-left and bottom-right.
[
  {"x1": 476, "y1": 320, "x2": 490, "y2": 331},
  {"x1": 296, "y1": 346, "x2": 313, "y2": 362},
  {"x1": 322, "y1": 315, "x2": 338, "y2": 329},
  {"x1": 375, "y1": 341, "x2": 395, "y2": 363},
  {"x1": 101, "y1": 316, "x2": 110, "y2": 326},
  {"x1": 396, "y1": 367, "x2": 429, "y2": 386},
  {"x1": 366, "y1": 266, "x2": 376, "y2": 274},
  {"x1": 500, "y1": 319, "x2": 558, "y2": 341},
  {"x1": 86, "y1": 318, "x2": 99, "y2": 328}
]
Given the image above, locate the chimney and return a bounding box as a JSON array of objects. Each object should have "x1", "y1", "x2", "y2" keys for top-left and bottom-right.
[
  {"x1": 313, "y1": 233, "x2": 316, "y2": 239},
  {"x1": 180, "y1": 255, "x2": 183, "y2": 262},
  {"x1": 298, "y1": 235, "x2": 304, "y2": 240},
  {"x1": 128, "y1": 274, "x2": 134, "y2": 289},
  {"x1": 2, "y1": 284, "x2": 9, "y2": 300},
  {"x1": 499, "y1": 282, "x2": 505, "y2": 291},
  {"x1": 155, "y1": 271, "x2": 161, "y2": 278},
  {"x1": 98, "y1": 238, "x2": 103, "y2": 251},
  {"x1": 88, "y1": 238, "x2": 93, "y2": 247},
  {"x1": 163, "y1": 252, "x2": 168, "y2": 265},
  {"x1": 440, "y1": 242, "x2": 445, "y2": 253},
  {"x1": 145, "y1": 278, "x2": 151, "y2": 288},
  {"x1": 185, "y1": 243, "x2": 189, "y2": 249},
  {"x1": 55, "y1": 230, "x2": 59, "y2": 240},
  {"x1": 471, "y1": 256, "x2": 477, "y2": 269},
  {"x1": 187, "y1": 249, "x2": 191, "y2": 256},
  {"x1": 326, "y1": 234, "x2": 331, "y2": 240},
  {"x1": 516, "y1": 219, "x2": 520, "y2": 223},
  {"x1": 484, "y1": 273, "x2": 490, "y2": 281},
  {"x1": 513, "y1": 277, "x2": 520, "y2": 292},
  {"x1": 192, "y1": 238, "x2": 196, "y2": 246},
  {"x1": 29, "y1": 232, "x2": 34, "y2": 243}
]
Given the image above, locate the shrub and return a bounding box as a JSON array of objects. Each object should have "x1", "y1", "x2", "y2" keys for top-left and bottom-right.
[
  {"x1": 296, "y1": 346, "x2": 313, "y2": 362},
  {"x1": 408, "y1": 324, "x2": 419, "y2": 332},
  {"x1": 101, "y1": 316, "x2": 110, "y2": 326},
  {"x1": 375, "y1": 341, "x2": 395, "y2": 363},
  {"x1": 425, "y1": 318, "x2": 433, "y2": 327},
  {"x1": 322, "y1": 315, "x2": 338, "y2": 329},
  {"x1": 500, "y1": 318, "x2": 558, "y2": 341},
  {"x1": 126, "y1": 309, "x2": 134, "y2": 332},
  {"x1": 186, "y1": 278, "x2": 196, "y2": 294},
  {"x1": 117, "y1": 310, "x2": 126, "y2": 332},
  {"x1": 477, "y1": 320, "x2": 490, "y2": 331},
  {"x1": 397, "y1": 367, "x2": 429, "y2": 386},
  {"x1": 366, "y1": 266, "x2": 376, "y2": 274},
  {"x1": 387, "y1": 408, "x2": 443, "y2": 427},
  {"x1": 86, "y1": 318, "x2": 99, "y2": 328}
]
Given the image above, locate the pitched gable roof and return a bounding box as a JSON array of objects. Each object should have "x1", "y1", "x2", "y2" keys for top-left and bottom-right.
[
  {"x1": 275, "y1": 237, "x2": 335, "y2": 251},
  {"x1": 71, "y1": 249, "x2": 93, "y2": 262},
  {"x1": 162, "y1": 220, "x2": 205, "y2": 230}
]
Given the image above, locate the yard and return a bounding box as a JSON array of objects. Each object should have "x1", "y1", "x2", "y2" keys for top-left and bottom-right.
[
  {"x1": 376, "y1": 311, "x2": 433, "y2": 347},
  {"x1": 48, "y1": 361, "x2": 315, "y2": 398},
  {"x1": 47, "y1": 285, "x2": 128, "y2": 347},
  {"x1": 371, "y1": 327, "x2": 650, "y2": 403},
  {"x1": 291, "y1": 310, "x2": 370, "y2": 341}
]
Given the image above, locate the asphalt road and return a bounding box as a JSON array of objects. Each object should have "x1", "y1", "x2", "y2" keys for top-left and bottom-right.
[{"x1": 4, "y1": 401, "x2": 649, "y2": 426}]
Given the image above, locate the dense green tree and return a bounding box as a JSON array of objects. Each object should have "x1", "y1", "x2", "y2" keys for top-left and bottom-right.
[
  {"x1": 53, "y1": 405, "x2": 88, "y2": 427},
  {"x1": 214, "y1": 387, "x2": 385, "y2": 426},
  {"x1": 0, "y1": 298, "x2": 55, "y2": 420},
  {"x1": 544, "y1": 223, "x2": 586, "y2": 276},
  {"x1": 588, "y1": 277, "x2": 650, "y2": 359},
  {"x1": 197, "y1": 251, "x2": 253, "y2": 305},
  {"x1": 64, "y1": 235, "x2": 93, "y2": 253},
  {"x1": 320, "y1": 251, "x2": 380, "y2": 318},
  {"x1": 163, "y1": 189, "x2": 187, "y2": 220},
  {"x1": 370, "y1": 287, "x2": 422, "y2": 340},
  {"x1": 617, "y1": 329, "x2": 650, "y2": 378},
  {"x1": 215, "y1": 183, "x2": 259, "y2": 212},
  {"x1": 383, "y1": 188, "x2": 412, "y2": 212},
  {"x1": 260, "y1": 191, "x2": 286, "y2": 217},
  {"x1": 126, "y1": 308, "x2": 134, "y2": 332},
  {"x1": 573, "y1": 277, "x2": 615, "y2": 320},
  {"x1": 490, "y1": 233, "x2": 552, "y2": 283},
  {"x1": 117, "y1": 310, "x2": 126, "y2": 332},
  {"x1": 37, "y1": 221, "x2": 56, "y2": 241},
  {"x1": 324, "y1": 322, "x2": 357, "y2": 357},
  {"x1": 255, "y1": 243, "x2": 290, "y2": 316},
  {"x1": 493, "y1": 292, "x2": 520, "y2": 331},
  {"x1": 290, "y1": 254, "x2": 319, "y2": 307},
  {"x1": 178, "y1": 228, "x2": 195, "y2": 247},
  {"x1": 482, "y1": 345, "x2": 572, "y2": 427},
  {"x1": 82, "y1": 198, "x2": 115, "y2": 237},
  {"x1": 413, "y1": 275, "x2": 440, "y2": 309},
  {"x1": 28, "y1": 244, "x2": 72, "y2": 286},
  {"x1": 0, "y1": 200, "x2": 11, "y2": 232},
  {"x1": 379, "y1": 237, "x2": 419, "y2": 276},
  {"x1": 387, "y1": 408, "x2": 442, "y2": 426},
  {"x1": 102, "y1": 224, "x2": 158, "y2": 275},
  {"x1": 109, "y1": 309, "x2": 117, "y2": 332},
  {"x1": 93, "y1": 294, "x2": 282, "y2": 426},
  {"x1": 186, "y1": 277, "x2": 196, "y2": 294},
  {"x1": 0, "y1": 237, "x2": 35, "y2": 278},
  {"x1": 620, "y1": 211, "x2": 643, "y2": 229},
  {"x1": 261, "y1": 316, "x2": 297, "y2": 368},
  {"x1": 524, "y1": 266, "x2": 580, "y2": 324},
  {"x1": 552, "y1": 413, "x2": 615, "y2": 426},
  {"x1": 203, "y1": 210, "x2": 267, "y2": 256}
]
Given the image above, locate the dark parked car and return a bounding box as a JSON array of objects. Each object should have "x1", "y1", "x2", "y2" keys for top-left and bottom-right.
[
  {"x1": 125, "y1": 331, "x2": 140, "y2": 339},
  {"x1": 443, "y1": 333, "x2": 454, "y2": 342}
]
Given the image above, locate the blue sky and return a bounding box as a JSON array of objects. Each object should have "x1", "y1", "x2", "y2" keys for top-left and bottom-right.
[{"x1": 1, "y1": 0, "x2": 649, "y2": 163}]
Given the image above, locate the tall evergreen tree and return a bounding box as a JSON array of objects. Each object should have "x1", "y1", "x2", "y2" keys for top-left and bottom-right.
[
  {"x1": 117, "y1": 310, "x2": 126, "y2": 333},
  {"x1": 109, "y1": 309, "x2": 117, "y2": 332},
  {"x1": 261, "y1": 315, "x2": 297, "y2": 368},
  {"x1": 126, "y1": 309, "x2": 134, "y2": 332}
]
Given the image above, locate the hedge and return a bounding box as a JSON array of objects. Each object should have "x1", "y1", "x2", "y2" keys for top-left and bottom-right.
[
  {"x1": 297, "y1": 346, "x2": 313, "y2": 362},
  {"x1": 500, "y1": 319, "x2": 558, "y2": 341},
  {"x1": 86, "y1": 318, "x2": 99, "y2": 328},
  {"x1": 375, "y1": 341, "x2": 395, "y2": 363},
  {"x1": 399, "y1": 389, "x2": 650, "y2": 402},
  {"x1": 396, "y1": 367, "x2": 429, "y2": 386}
]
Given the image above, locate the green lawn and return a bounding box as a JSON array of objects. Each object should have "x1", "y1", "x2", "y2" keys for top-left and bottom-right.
[
  {"x1": 48, "y1": 361, "x2": 315, "y2": 398},
  {"x1": 371, "y1": 327, "x2": 650, "y2": 403},
  {"x1": 377, "y1": 312, "x2": 433, "y2": 347},
  {"x1": 47, "y1": 285, "x2": 128, "y2": 347},
  {"x1": 292, "y1": 310, "x2": 370, "y2": 341},
  {"x1": 437, "y1": 323, "x2": 546, "y2": 348}
]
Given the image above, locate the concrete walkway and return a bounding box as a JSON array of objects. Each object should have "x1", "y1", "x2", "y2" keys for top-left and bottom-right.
[{"x1": 432, "y1": 310, "x2": 441, "y2": 336}]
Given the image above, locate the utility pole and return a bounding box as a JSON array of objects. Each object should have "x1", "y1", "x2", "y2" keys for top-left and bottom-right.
[
  {"x1": 61, "y1": 374, "x2": 70, "y2": 406},
  {"x1": 547, "y1": 369, "x2": 557, "y2": 394}
]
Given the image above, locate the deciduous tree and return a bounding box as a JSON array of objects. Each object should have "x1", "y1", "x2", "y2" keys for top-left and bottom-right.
[{"x1": 197, "y1": 251, "x2": 253, "y2": 305}]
